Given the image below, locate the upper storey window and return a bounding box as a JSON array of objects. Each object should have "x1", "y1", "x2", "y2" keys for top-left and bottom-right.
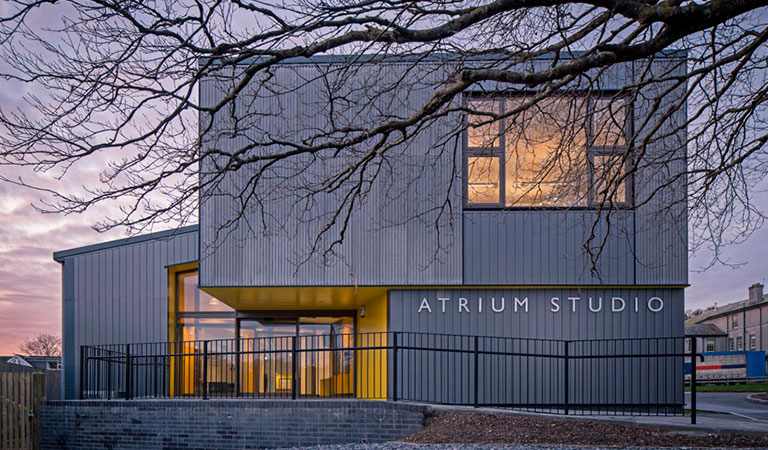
[{"x1": 464, "y1": 95, "x2": 631, "y2": 208}]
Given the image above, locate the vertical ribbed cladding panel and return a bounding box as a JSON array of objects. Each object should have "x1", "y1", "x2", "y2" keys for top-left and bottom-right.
[
  {"x1": 463, "y1": 57, "x2": 686, "y2": 287},
  {"x1": 463, "y1": 210, "x2": 635, "y2": 285},
  {"x1": 199, "y1": 60, "x2": 463, "y2": 287},
  {"x1": 389, "y1": 288, "x2": 684, "y2": 406},
  {"x1": 59, "y1": 229, "x2": 199, "y2": 399},
  {"x1": 633, "y1": 56, "x2": 688, "y2": 285},
  {"x1": 389, "y1": 288, "x2": 683, "y2": 339}
]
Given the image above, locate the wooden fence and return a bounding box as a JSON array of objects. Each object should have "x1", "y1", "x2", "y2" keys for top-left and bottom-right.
[{"x1": 0, "y1": 372, "x2": 45, "y2": 450}]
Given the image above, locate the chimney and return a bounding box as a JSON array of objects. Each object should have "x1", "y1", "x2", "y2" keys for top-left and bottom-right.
[{"x1": 748, "y1": 283, "x2": 763, "y2": 305}]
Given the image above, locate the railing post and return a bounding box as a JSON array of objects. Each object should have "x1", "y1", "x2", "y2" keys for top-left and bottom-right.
[
  {"x1": 107, "y1": 352, "x2": 113, "y2": 400},
  {"x1": 292, "y1": 336, "x2": 298, "y2": 400},
  {"x1": 690, "y1": 337, "x2": 697, "y2": 425},
  {"x1": 235, "y1": 333, "x2": 241, "y2": 398},
  {"x1": 79, "y1": 346, "x2": 86, "y2": 400},
  {"x1": 473, "y1": 335, "x2": 479, "y2": 408},
  {"x1": 153, "y1": 354, "x2": 159, "y2": 398},
  {"x1": 564, "y1": 341, "x2": 570, "y2": 415},
  {"x1": 202, "y1": 340, "x2": 209, "y2": 400},
  {"x1": 392, "y1": 332, "x2": 398, "y2": 402},
  {"x1": 125, "y1": 344, "x2": 131, "y2": 400}
]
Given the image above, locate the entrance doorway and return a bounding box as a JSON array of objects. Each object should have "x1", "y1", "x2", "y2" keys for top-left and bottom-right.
[{"x1": 236, "y1": 314, "x2": 355, "y2": 397}]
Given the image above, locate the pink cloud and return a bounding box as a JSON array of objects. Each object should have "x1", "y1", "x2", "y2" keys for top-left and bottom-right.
[{"x1": 0, "y1": 169, "x2": 124, "y2": 354}]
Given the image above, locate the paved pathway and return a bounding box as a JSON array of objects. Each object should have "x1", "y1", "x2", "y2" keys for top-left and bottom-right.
[
  {"x1": 271, "y1": 446, "x2": 758, "y2": 450},
  {"x1": 686, "y1": 392, "x2": 768, "y2": 421}
]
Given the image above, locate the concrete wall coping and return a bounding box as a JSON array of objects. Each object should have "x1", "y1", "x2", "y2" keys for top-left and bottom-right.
[{"x1": 44, "y1": 398, "x2": 428, "y2": 411}]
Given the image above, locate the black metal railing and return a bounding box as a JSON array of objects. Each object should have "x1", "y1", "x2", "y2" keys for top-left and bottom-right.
[{"x1": 80, "y1": 332, "x2": 701, "y2": 421}]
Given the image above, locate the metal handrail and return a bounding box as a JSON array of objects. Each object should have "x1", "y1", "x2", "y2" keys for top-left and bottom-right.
[{"x1": 79, "y1": 332, "x2": 694, "y2": 422}]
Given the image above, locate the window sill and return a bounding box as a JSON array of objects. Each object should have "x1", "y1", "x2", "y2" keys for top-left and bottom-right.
[{"x1": 463, "y1": 205, "x2": 635, "y2": 212}]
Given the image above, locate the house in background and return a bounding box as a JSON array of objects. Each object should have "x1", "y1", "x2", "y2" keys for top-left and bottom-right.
[
  {"x1": 684, "y1": 323, "x2": 727, "y2": 353},
  {"x1": 1, "y1": 355, "x2": 63, "y2": 400},
  {"x1": 0, "y1": 355, "x2": 62, "y2": 371},
  {"x1": 688, "y1": 283, "x2": 768, "y2": 352}
]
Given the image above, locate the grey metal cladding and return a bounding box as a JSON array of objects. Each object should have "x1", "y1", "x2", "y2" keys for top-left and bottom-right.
[
  {"x1": 58, "y1": 229, "x2": 198, "y2": 399},
  {"x1": 463, "y1": 56, "x2": 688, "y2": 286},
  {"x1": 199, "y1": 55, "x2": 687, "y2": 287},
  {"x1": 463, "y1": 210, "x2": 636, "y2": 285},
  {"x1": 632, "y1": 57, "x2": 688, "y2": 285},
  {"x1": 388, "y1": 288, "x2": 684, "y2": 406},
  {"x1": 199, "y1": 61, "x2": 463, "y2": 287},
  {"x1": 388, "y1": 288, "x2": 683, "y2": 340}
]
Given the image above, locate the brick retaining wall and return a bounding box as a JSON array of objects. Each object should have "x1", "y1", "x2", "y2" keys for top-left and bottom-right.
[{"x1": 42, "y1": 400, "x2": 427, "y2": 449}]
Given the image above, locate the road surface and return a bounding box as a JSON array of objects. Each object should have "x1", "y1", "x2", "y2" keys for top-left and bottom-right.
[{"x1": 686, "y1": 392, "x2": 768, "y2": 421}]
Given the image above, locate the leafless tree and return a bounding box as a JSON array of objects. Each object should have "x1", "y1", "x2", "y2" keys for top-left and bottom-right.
[
  {"x1": 18, "y1": 333, "x2": 62, "y2": 357},
  {"x1": 0, "y1": 0, "x2": 767, "y2": 277}
]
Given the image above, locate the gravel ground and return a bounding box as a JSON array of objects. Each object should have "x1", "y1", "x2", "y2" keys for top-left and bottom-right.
[
  {"x1": 403, "y1": 411, "x2": 768, "y2": 448},
  {"x1": 266, "y1": 410, "x2": 768, "y2": 449},
  {"x1": 268, "y1": 445, "x2": 766, "y2": 450}
]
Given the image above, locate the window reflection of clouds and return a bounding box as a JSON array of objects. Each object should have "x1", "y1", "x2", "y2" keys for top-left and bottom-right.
[
  {"x1": 465, "y1": 95, "x2": 630, "y2": 207},
  {"x1": 467, "y1": 100, "x2": 500, "y2": 149},
  {"x1": 505, "y1": 96, "x2": 588, "y2": 207}
]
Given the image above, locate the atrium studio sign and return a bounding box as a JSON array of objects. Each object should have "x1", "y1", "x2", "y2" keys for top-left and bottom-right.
[{"x1": 416, "y1": 295, "x2": 665, "y2": 314}]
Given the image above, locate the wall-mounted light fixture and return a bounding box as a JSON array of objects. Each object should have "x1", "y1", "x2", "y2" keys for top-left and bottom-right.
[{"x1": 359, "y1": 305, "x2": 366, "y2": 318}]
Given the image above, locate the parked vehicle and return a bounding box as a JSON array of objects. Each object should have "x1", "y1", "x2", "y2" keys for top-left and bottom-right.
[{"x1": 685, "y1": 351, "x2": 767, "y2": 383}]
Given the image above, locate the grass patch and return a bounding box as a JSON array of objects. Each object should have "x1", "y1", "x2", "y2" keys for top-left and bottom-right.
[{"x1": 686, "y1": 383, "x2": 768, "y2": 392}]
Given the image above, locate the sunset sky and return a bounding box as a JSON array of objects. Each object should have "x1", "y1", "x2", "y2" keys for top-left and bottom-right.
[
  {"x1": 0, "y1": 174, "x2": 766, "y2": 354},
  {"x1": 0, "y1": 3, "x2": 765, "y2": 354}
]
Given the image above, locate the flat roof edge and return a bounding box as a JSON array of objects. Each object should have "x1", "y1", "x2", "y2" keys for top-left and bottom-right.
[
  {"x1": 201, "y1": 50, "x2": 687, "y2": 67},
  {"x1": 53, "y1": 225, "x2": 199, "y2": 262}
]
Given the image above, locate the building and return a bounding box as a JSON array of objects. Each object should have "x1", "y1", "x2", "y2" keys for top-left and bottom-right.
[
  {"x1": 54, "y1": 54, "x2": 688, "y2": 407},
  {"x1": 1, "y1": 355, "x2": 62, "y2": 371},
  {"x1": 688, "y1": 283, "x2": 768, "y2": 352},
  {"x1": 684, "y1": 323, "x2": 727, "y2": 353}
]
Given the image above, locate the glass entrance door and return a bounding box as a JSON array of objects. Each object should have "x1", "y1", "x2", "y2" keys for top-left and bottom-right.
[
  {"x1": 237, "y1": 315, "x2": 354, "y2": 397},
  {"x1": 298, "y1": 317, "x2": 354, "y2": 397},
  {"x1": 238, "y1": 320, "x2": 296, "y2": 396}
]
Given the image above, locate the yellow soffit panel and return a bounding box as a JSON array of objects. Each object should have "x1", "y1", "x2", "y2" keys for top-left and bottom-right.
[
  {"x1": 200, "y1": 284, "x2": 687, "y2": 311},
  {"x1": 200, "y1": 286, "x2": 390, "y2": 311}
]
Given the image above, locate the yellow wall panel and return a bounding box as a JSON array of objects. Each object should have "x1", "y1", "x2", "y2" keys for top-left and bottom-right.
[{"x1": 356, "y1": 293, "x2": 388, "y2": 400}]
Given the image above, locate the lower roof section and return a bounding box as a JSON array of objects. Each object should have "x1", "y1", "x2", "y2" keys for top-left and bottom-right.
[{"x1": 53, "y1": 225, "x2": 199, "y2": 261}]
